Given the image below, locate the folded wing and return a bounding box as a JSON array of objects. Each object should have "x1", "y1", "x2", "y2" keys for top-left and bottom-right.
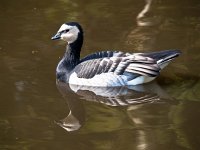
[{"x1": 74, "y1": 54, "x2": 160, "y2": 79}]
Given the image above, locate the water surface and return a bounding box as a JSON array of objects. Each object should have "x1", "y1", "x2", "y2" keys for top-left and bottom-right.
[{"x1": 0, "y1": 0, "x2": 200, "y2": 149}]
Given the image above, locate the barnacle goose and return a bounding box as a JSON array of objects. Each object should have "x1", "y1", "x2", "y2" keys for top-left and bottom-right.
[{"x1": 52, "y1": 22, "x2": 181, "y2": 87}]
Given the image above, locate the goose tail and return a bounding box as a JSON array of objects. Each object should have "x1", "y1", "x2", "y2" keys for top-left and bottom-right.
[{"x1": 141, "y1": 49, "x2": 181, "y2": 69}]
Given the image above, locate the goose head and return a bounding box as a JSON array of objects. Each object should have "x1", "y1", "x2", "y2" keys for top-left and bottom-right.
[{"x1": 51, "y1": 22, "x2": 83, "y2": 44}]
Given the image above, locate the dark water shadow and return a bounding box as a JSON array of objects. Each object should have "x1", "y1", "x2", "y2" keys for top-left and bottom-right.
[{"x1": 55, "y1": 81, "x2": 177, "y2": 132}]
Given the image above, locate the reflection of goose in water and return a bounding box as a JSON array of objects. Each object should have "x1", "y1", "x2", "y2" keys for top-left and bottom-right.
[
  {"x1": 56, "y1": 81, "x2": 172, "y2": 132},
  {"x1": 126, "y1": 0, "x2": 163, "y2": 51},
  {"x1": 68, "y1": 83, "x2": 168, "y2": 106},
  {"x1": 137, "y1": 0, "x2": 154, "y2": 26},
  {"x1": 136, "y1": 0, "x2": 162, "y2": 27},
  {"x1": 56, "y1": 82, "x2": 85, "y2": 132}
]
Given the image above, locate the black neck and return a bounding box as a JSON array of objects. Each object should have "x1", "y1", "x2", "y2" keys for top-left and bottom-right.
[
  {"x1": 64, "y1": 32, "x2": 83, "y2": 69},
  {"x1": 64, "y1": 44, "x2": 81, "y2": 70},
  {"x1": 56, "y1": 32, "x2": 83, "y2": 82}
]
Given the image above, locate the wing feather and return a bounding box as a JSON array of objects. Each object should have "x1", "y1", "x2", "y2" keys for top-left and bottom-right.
[
  {"x1": 80, "y1": 50, "x2": 131, "y2": 63},
  {"x1": 74, "y1": 52, "x2": 160, "y2": 79}
]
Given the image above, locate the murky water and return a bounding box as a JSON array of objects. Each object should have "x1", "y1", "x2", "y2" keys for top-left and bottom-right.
[{"x1": 1, "y1": 0, "x2": 200, "y2": 149}]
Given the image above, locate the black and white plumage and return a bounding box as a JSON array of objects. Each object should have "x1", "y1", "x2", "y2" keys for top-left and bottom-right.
[{"x1": 52, "y1": 22, "x2": 181, "y2": 87}]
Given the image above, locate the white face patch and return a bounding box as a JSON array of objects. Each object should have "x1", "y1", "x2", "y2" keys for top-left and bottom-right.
[{"x1": 57, "y1": 24, "x2": 80, "y2": 43}]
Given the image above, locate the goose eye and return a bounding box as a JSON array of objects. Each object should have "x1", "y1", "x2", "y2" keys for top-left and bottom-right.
[
  {"x1": 65, "y1": 29, "x2": 69, "y2": 32},
  {"x1": 60, "y1": 29, "x2": 69, "y2": 34}
]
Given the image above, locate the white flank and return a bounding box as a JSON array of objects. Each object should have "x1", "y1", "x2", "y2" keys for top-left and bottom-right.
[
  {"x1": 69, "y1": 72, "x2": 156, "y2": 87},
  {"x1": 69, "y1": 84, "x2": 128, "y2": 96},
  {"x1": 126, "y1": 76, "x2": 155, "y2": 86},
  {"x1": 69, "y1": 72, "x2": 125, "y2": 87}
]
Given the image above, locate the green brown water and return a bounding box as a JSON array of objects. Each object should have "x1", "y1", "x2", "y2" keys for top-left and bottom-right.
[{"x1": 0, "y1": 0, "x2": 200, "y2": 149}]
